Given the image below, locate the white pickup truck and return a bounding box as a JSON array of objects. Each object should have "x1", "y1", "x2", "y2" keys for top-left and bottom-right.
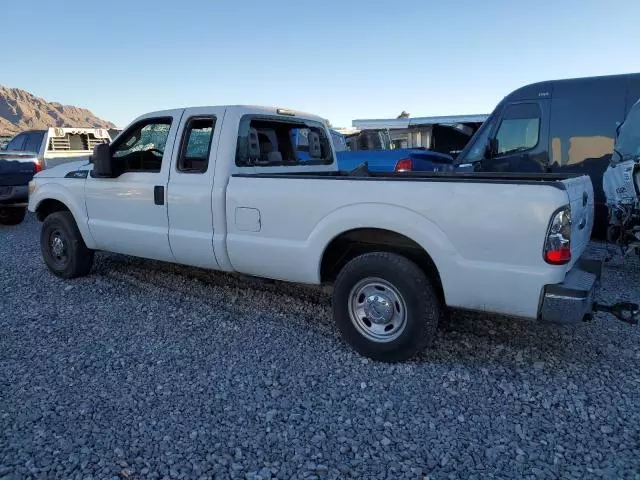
[{"x1": 28, "y1": 105, "x2": 603, "y2": 361}]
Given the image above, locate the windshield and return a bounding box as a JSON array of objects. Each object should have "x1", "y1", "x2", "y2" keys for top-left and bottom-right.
[
  {"x1": 330, "y1": 130, "x2": 348, "y2": 152},
  {"x1": 613, "y1": 98, "x2": 640, "y2": 164},
  {"x1": 455, "y1": 112, "x2": 497, "y2": 164}
]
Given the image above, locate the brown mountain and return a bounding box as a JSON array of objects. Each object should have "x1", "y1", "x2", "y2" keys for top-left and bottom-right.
[{"x1": 0, "y1": 85, "x2": 116, "y2": 136}]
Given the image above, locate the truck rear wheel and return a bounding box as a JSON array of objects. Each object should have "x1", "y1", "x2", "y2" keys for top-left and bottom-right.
[
  {"x1": 41, "y1": 211, "x2": 94, "y2": 279},
  {"x1": 332, "y1": 252, "x2": 440, "y2": 362},
  {"x1": 0, "y1": 206, "x2": 26, "y2": 226}
]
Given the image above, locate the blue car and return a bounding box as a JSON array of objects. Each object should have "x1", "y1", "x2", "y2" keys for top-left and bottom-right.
[
  {"x1": 294, "y1": 127, "x2": 455, "y2": 173},
  {"x1": 335, "y1": 146, "x2": 454, "y2": 173}
]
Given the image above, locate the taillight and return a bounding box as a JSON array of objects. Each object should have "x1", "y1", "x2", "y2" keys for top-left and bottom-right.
[
  {"x1": 34, "y1": 159, "x2": 43, "y2": 173},
  {"x1": 544, "y1": 206, "x2": 572, "y2": 265},
  {"x1": 394, "y1": 158, "x2": 413, "y2": 172}
]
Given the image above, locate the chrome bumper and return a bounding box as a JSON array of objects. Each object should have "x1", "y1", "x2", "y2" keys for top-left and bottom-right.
[{"x1": 539, "y1": 258, "x2": 602, "y2": 324}]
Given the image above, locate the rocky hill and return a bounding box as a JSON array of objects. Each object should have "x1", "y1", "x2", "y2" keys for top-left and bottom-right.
[{"x1": 0, "y1": 85, "x2": 116, "y2": 136}]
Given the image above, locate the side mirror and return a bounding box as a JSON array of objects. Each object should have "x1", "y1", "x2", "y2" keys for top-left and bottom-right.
[{"x1": 90, "y1": 143, "x2": 114, "y2": 178}]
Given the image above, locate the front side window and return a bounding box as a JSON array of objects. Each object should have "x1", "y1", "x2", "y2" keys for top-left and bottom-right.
[
  {"x1": 111, "y1": 118, "x2": 172, "y2": 173},
  {"x1": 178, "y1": 117, "x2": 215, "y2": 173},
  {"x1": 6, "y1": 133, "x2": 27, "y2": 151},
  {"x1": 236, "y1": 116, "x2": 333, "y2": 167},
  {"x1": 494, "y1": 103, "x2": 540, "y2": 155}
]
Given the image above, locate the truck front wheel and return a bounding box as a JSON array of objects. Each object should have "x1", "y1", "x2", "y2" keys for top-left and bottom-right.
[
  {"x1": 0, "y1": 206, "x2": 27, "y2": 225},
  {"x1": 332, "y1": 252, "x2": 441, "y2": 362},
  {"x1": 41, "y1": 211, "x2": 94, "y2": 279}
]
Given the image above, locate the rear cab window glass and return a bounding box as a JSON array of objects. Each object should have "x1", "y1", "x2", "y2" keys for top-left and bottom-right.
[
  {"x1": 494, "y1": 103, "x2": 541, "y2": 155},
  {"x1": 47, "y1": 131, "x2": 105, "y2": 152},
  {"x1": 24, "y1": 132, "x2": 44, "y2": 154},
  {"x1": 178, "y1": 117, "x2": 216, "y2": 173},
  {"x1": 6, "y1": 133, "x2": 27, "y2": 151},
  {"x1": 235, "y1": 116, "x2": 333, "y2": 167}
]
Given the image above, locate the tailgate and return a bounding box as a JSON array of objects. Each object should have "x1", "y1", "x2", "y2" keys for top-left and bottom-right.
[
  {"x1": 0, "y1": 158, "x2": 37, "y2": 187},
  {"x1": 562, "y1": 175, "x2": 594, "y2": 265}
]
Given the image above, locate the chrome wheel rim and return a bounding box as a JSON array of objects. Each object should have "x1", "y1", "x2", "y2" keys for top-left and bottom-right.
[
  {"x1": 49, "y1": 230, "x2": 68, "y2": 267},
  {"x1": 348, "y1": 277, "x2": 407, "y2": 343}
]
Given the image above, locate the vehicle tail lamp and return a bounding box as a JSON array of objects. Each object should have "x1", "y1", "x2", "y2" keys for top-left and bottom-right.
[
  {"x1": 544, "y1": 206, "x2": 572, "y2": 265},
  {"x1": 394, "y1": 158, "x2": 413, "y2": 172}
]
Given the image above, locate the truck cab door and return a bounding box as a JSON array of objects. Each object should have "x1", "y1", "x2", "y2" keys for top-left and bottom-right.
[
  {"x1": 84, "y1": 110, "x2": 184, "y2": 262},
  {"x1": 479, "y1": 100, "x2": 550, "y2": 173},
  {"x1": 166, "y1": 107, "x2": 226, "y2": 268}
]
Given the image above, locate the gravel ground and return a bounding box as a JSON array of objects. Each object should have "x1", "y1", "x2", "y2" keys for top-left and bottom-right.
[{"x1": 1, "y1": 214, "x2": 639, "y2": 480}]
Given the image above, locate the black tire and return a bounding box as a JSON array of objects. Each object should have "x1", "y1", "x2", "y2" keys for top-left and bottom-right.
[
  {"x1": 332, "y1": 252, "x2": 441, "y2": 362},
  {"x1": 40, "y1": 211, "x2": 94, "y2": 278},
  {"x1": 0, "y1": 206, "x2": 27, "y2": 226}
]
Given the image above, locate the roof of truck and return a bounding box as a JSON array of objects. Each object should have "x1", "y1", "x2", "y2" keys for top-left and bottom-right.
[
  {"x1": 143, "y1": 105, "x2": 327, "y2": 123},
  {"x1": 504, "y1": 72, "x2": 640, "y2": 102}
]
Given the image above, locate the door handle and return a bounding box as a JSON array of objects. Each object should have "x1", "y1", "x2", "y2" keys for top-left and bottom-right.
[
  {"x1": 578, "y1": 217, "x2": 586, "y2": 230},
  {"x1": 154, "y1": 186, "x2": 164, "y2": 205}
]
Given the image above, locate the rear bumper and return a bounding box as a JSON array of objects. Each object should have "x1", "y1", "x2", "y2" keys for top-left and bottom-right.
[
  {"x1": 0, "y1": 185, "x2": 29, "y2": 206},
  {"x1": 538, "y1": 257, "x2": 602, "y2": 324}
]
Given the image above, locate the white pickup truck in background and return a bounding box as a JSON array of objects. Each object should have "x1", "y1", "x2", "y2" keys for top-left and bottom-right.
[{"x1": 28, "y1": 105, "x2": 603, "y2": 361}]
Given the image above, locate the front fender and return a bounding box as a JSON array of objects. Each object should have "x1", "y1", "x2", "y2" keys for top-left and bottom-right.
[
  {"x1": 28, "y1": 182, "x2": 96, "y2": 249},
  {"x1": 307, "y1": 202, "x2": 458, "y2": 285}
]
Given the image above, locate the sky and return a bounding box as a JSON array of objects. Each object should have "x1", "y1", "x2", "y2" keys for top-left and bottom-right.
[{"x1": 3, "y1": 0, "x2": 640, "y2": 128}]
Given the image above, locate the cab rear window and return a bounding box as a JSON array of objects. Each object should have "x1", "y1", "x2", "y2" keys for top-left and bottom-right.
[
  {"x1": 47, "y1": 132, "x2": 107, "y2": 152},
  {"x1": 235, "y1": 116, "x2": 333, "y2": 167}
]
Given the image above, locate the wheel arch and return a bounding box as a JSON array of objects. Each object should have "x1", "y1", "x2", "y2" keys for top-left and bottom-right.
[
  {"x1": 312, "y1": 204, "x2": 455, "y2": 305},
  {"x1": 35, "y1": 198, "x2": 71, "y2": 222},
  {"x1": 320, "y1": 227, "x2": 445, "y2": 304},
  {"x1": 31, "y1": 186, "x2": 96, "y2": 249}
]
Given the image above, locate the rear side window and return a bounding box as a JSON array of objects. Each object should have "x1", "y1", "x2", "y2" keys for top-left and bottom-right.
[
  {"x1": 494, "y1": 103, "x2": 541, "y2": 155},
  {"x1": 235, "y1": 116, "x2": 333, "y2": 167},
  {"x1": 178, "y1": 117, "x2": 215, "y2": 173}
]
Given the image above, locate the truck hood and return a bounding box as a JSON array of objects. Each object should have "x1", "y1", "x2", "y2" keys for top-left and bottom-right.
[{"x1": 34, "y1": 158, "x2": 92, "y2": 178}]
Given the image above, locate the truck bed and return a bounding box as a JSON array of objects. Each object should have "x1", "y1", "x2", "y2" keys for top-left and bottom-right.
[{"x1": 226, "y1": 168, "x2": 592, "y2": 320}]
